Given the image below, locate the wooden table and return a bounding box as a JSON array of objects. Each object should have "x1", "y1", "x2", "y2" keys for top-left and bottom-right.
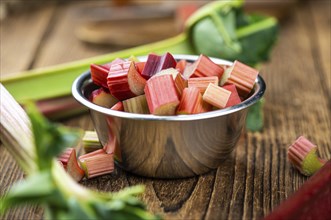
[{"x1": 1, "y1": 1, "x2": 330, "y2": 219}]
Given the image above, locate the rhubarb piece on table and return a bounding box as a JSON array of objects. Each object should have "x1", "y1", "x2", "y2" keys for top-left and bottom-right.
[
  {"x1": 141, "y1": 52, "x2": 177, "y2": 79},
  {"x1": 144, "y1": 74, "x2": 180, "y2": 115},
  {"x1": 107, "y1": 61, "x2": 135, "y2": 101},
  {"x1": 110, "y1": 101, "x2": 124, "y2": 111},
  {"x1": 220, "y1": 60, "x2": 259, "y2": 98},
  {"x1": 288, "y1": 136, "x2": 326, "y2": 176},
  {"x1": 127, "y1": 62, "x2": 146, "y2": 95},
  {"x1": 222, "y1": 84, "x2": 242, "y2": 108},
  {"x1": 89, "y1": 87, "x2": 118, "y2": 108},
  {"x1": 264, "y1": 160, "x2": 331, "y2": 220},
  {"x1": 123, "y1": 95, "x2": 150, "y2": 114},
  {"x1": 188, "y1": 76, "x2": 219, "y2": 93},
  {"x1": 82, "y1": 131, "x2": 102, "y2": 153},
  {"x1": 177, "y1": 87, "x2": 211, "y2": 114},
  {"x1": 79, "y1": 149, "x2": 114, "y2": 179},
  {"x1": 202, "y1": 83, "x2": 231, "y2": 109},
  {"x1": 58, "y1": 148, "x2": 85, "y2": 182},
  {"x1": 183, "y1": 54, "x2": 224, "y2": 79}
]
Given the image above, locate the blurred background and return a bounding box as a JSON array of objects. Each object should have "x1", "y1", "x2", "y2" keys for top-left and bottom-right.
[{"x1": 0, "y1": 0, "x2": 299, "y2": 51}]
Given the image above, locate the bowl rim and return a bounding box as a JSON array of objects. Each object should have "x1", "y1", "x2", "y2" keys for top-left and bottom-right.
[{"x1": 72, "y1": 54, "x2": 266, "y2": 121}]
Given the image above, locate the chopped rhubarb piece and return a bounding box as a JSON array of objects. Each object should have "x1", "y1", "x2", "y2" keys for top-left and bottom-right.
[
  {"x1": 174, "y1": 72, "x2": 188, "y2": 97},
  {"x1": 127, "y1": 62, "x2": 146, "y2": 95},
  {"x1": 123, "y1": 95, "x2": 149, "y2": 114},
  {"x1": 90, "y1": 64, "x2": 109, "y2": 89},
  {"x1": 152, "y1": 68, "x2": 187, "y2": 97},
  {"x1": 202, "y1": 83, "x2": 231, "y2": 109},
  {"x1": 288, "y1": 136, "x2": 326, "y2": 176},
  {"x1": 222, "y1": 84, "x2": 242, "y2": 108},
  {"x1": 135, "y1": 62, "x2": 145, "y2": 74},
  {"x1": 89, "y1": 87, "x2": 118, "y2": 108},
  {"x1": 144, "y1": 74, "x2": 180, "y2": 115},
  {"x1": 188, "y1": 76, "x2": 219, "y2": 93},
  {"x1": 102, "y1": 58, "x2": 125, "y2": 70},
  {"x1": 153, "y1": 68, "x2": 180, "y2": 79},
  {"x1": 79, "y1": 149, "x2": 114, "y2": 179},
  {"x1": 58, "y1": 148, "x2": 85, "y2": 182},
  {"x1": 107, "y1": 61, "x2": 136, "y2": 101},
  {"x1": 141, "y1": 52, "x2": 177, "y2": 79},
  {"x1": 264, "y1": 160, "x2": 331, "y2": 220},
  {"x1": 177, "y1": 87, "x2": 211, "y2": 114},
  {"x1": 183, "y1": 54, "x2": 224, "y2": 79},
  {"x1": 110, "y1": 101, "x2": 124, "y2": 111},
  {"x1": 79, "y1": 149, "x2": 105, "y2": 161},
  {"x1": 176, "y1": 59, "x2": 187, "y2": 74},
  {"x1": 82, "y1": 131, "x2": 102, "y2": 153},
  {"x1": 220, "y1": 60, "x2": 259, "y2": 97}
]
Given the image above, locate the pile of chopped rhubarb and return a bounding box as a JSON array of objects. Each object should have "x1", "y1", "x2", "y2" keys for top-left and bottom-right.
[{"x1": 89, "y1": 52, "x2": 259, "y2": 116}]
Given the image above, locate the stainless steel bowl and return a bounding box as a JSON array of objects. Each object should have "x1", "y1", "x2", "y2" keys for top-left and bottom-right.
[{"x1": 72, "y1": 55, "x2": 266, "y2": 178}]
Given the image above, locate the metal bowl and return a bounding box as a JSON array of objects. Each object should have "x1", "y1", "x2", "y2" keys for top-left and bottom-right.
[{"x1": 72, "y1": 55, "x2": 266, "y2": 178}]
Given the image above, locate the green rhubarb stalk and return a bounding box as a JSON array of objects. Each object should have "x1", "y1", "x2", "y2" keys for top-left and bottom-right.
[{"x1": 1, "y1": 34, "x2": 191, "y2": 103}]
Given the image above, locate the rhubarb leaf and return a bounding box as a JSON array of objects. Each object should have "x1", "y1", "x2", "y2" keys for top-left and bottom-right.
[
  {"x1": 191, "y1": 6, "x2": 278, "y2": 66},
  {"x1": 246, "y1": 98, "x2": 265, "y2": 132},
  {"x1": 25, "y1": 103, "x2": 81, "y2": 170},
  {"x1": 0, "y1": 172, "x2": 56, "y2": 214}
]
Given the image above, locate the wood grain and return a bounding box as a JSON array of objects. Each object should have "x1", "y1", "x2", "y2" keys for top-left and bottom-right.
[{"x1": 0, "y1": 1, "x2": 330, "y2": 220}]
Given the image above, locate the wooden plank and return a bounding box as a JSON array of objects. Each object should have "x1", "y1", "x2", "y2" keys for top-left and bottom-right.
[
  {"x1": 0, "y1": 5, "x2": 55, "y2": 75},
  {"x1": 308, "y1": 0, "x2": 331, "y2": 106},
  {"x1": 32, "y1": 2, "x2": 121, "y2": 68}
]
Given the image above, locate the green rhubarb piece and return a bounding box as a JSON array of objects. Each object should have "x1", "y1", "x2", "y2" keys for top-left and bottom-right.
[
  {"x1": 82, "y1": 131, "x2": 102, "y2": 153},
  {"x1": 301, "y1": 149, "x2": 325, "y2": 176}
]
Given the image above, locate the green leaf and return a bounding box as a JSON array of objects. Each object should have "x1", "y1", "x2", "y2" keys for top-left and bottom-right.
[
  {"x1": 0, "y1": 172, "x2": 55, "y2": 214},
  {"x1": 25, "y1": 103, "x2": 81, "y2": 170},
  {"x1": 246, "y1": 98, "x2": 265, "y2": 132},
  {"x1": 190, "y1": 5, "x2": 278, "y2": 66}
]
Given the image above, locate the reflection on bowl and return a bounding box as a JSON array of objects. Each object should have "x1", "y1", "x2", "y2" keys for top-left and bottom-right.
[{"x1": 72, "y1": 55, "x2": 266, "y2": 178}]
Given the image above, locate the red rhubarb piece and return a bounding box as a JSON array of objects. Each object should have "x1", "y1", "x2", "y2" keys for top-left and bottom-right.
[
  {"x1": 183, "y1": 54, "x2": 224, "y2": 79},
  {"x1": 177, "y1": 87, "x2": 211, "y2": 114},
  {"x1": 176, "y1": 59, "x2": 187, "y2": 74},
  {"x1": 144, "y1": 74, "x2": 180, "y2": 115},
  {"x1": 110, "y1": 101, "x2": 124, "y2": 111},
  {"x1": 58, "y1": 148, "x2": 85, "y2": 182},
  {"x1": 79, "y1": 149, "x2": 114, "y2": 179},
  {"x1": 127, "y1": 62, "x2": 146, "y2": 96},
  {"x1": 90, "y1": 64, "x2": 109, "y2": 89},
  {"x1": 288, "y1": 136, "x2": 326, "y2": 176},
  {"x1": 107, "y1": 61, "x2": 135, "y2": 101},
  {"x1": 222, "y1": 84, "x2": 242, "y2": 108},
  {"x1": 202, "y1": 83, "x2": 231, "y2": 109},
  {"x1": 188, "y1": 76, "x2": 219, "y2": 93},
  {"x1": 220, "y1": 60, "x2": 259, "y2": 98},
  {"x1": 141, "y1": 52, "x2": 177, "y2": 79}
]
